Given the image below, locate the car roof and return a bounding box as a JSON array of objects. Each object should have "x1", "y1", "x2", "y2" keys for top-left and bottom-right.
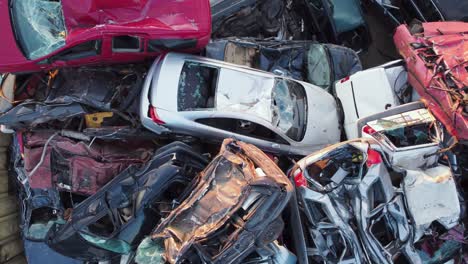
[
  {"x1": 62, "y1": 0, "x2": 211, "y2": 35},
  {"x1": 215, "y1": 68, "x2": 275, "y2": 122},
  {"x1": 153, "y1": 52, "x2": 278, "y2": 115}
]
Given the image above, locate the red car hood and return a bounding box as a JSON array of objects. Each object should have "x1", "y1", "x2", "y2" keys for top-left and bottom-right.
[
  {"x1": 0, "y1": 0, "x2": 29, "y2": 66},
  {"x1": 62, "y1": 0, "x2": 210, "y2": 33},
  {"x1": 394, "y1": 22, "x2": 468, "y2": 141}
]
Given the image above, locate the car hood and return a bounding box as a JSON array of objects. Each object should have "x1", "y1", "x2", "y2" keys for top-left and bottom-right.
[
  {"x1": 0, "y1": 1, "x2": 29, "y2": 66},
  {"x1": 62, "y1": 0, "x2": 209, "y2": 33}
]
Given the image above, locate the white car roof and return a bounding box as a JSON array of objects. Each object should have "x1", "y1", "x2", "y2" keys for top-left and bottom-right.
[{"x1": 216, "y1": 68, "x2": 275, "y2": 123}]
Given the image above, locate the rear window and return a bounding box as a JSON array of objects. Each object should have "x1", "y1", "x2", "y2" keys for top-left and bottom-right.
[
  {"x1": 382, "y1": 123, "x2": 435, "y2": 148},
  {"x1": 367, "y1": 108, "x2": 437, "y2": 148},
  {"x1": 178, "y1": 62, "x2": 219, "y2": 111},
  {"x1": 112, "y1": 36, "x2": 141, "y2": 52}
]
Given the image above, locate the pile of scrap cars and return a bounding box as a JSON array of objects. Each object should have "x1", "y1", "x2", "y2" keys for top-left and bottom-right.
[{"x1": 0, "y1": 0, "x2": 466, "y2": 263}]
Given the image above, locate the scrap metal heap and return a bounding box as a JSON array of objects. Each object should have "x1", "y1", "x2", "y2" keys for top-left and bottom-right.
[
  {"x1": 394, "y1": 22, "x2": 468, "y2": 142},
  {"x1": 0, "y1": 1, "x2": 466, "y2": 263},
  {"x1": 290, "y1": 139, "x2": 464, "y2": 263}
]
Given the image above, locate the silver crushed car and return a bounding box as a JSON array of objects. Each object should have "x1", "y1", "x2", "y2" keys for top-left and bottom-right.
[
  {"x1": 140, "y1": 52, "x2": 341, "y2": 156},
  {"x1": 289, "y1": 138, "x2": 463, "y2": 263}
]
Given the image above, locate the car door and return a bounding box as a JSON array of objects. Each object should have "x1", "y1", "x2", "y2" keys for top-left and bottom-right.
[{"x1": 195, "y1": 117, "x2": 291, "y2": 154}]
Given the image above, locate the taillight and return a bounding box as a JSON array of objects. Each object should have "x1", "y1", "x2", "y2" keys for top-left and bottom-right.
[
  {"x1": 294, "y1": 171, "x2": 308, "y2": 187},
  {"x1": 340, "y1": 76, "x2": 350, "y2": 83},
  {"x1": 366, "y1": 148, "x2": 382, "y2": 167},
  {"x1": 362, "y1": 125, "x2": 376, "y2": 135},
  {"x1": 149, "y1": 106, "x2": 165, "y2": 125}
]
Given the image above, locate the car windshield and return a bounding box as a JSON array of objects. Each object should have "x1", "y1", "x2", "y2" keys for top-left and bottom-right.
[
  {"x1": 10, "y1": 0, "x2": 67, "y2": 60},
  {"x1": 271, "y1": 79, "x2": 307, "y2": 141}
]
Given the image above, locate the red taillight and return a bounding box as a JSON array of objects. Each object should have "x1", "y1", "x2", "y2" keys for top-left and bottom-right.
[
  {"x1": 340, "y1": 76, "x2": 350, "y2": 83},
  {"x1": 362, "y1": 125, "x2": 376, "y2": 135},
  {"x1": 149, "y1": 107, "x2": 165, "y2": 125},
  {"x1": 366, "y1": 148, "x2": 382, "y2": 167},
  {"x1": 294, "y1": 171, "x2": 308, "y2": 187}
]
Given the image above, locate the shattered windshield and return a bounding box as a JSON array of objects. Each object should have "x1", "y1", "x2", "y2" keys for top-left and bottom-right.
[
  {"x1": 272, "y1": 79, "x2": 307, "y2": 141},
  {"x1": 10, "y1": 0, "x2": 67, "y2": 60}
]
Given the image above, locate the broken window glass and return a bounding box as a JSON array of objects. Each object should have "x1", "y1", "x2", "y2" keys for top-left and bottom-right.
[
  {"x1": 271, "y1": 79, "x2": 307, "y2": 141},
  {"x1": 10, "y1": 0, "x2": 66, "y2": 60},
  {"x1": 79, "y1": 233, "x2": 131, "y2": 254},
  {"x1": 383, "y1": 123, "x2": 435, "y2": 147},
  {"x1": 367, "y1": 108, "x2": 437, "y2": 148},
  {"x1": 177, "y1": 61, "x2": 219, "y2": 111},
  {"x1": 135, "y1": 237, "x2": 165, "y2": 263}
]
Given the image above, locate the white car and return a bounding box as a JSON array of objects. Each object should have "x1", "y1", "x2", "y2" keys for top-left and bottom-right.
[
  {"x1": 358, "y1": 102, "x2": 442, "y2": 169},
  {"x1": 140, "y1": 52, "x2": 341, "y2": 156},
  {"x1": 335, "y1": 60, "x2": 419, "y2": 139}
]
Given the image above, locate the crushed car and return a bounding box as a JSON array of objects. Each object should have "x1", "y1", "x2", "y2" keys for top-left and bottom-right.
[
  {"x1": 210, "y1": 0, "x2": 306, "y2": 40},
  {"x1": 289, "y1": 138, "x2": 464, "y2": 263},
  {"x1": 140, "y1": 52, "x2": 341, "y2": 156},
  {"x1": 0, "y1": 0, "x2": 211, "y2": 73},
  {"x1": 20, "y1": 131, "x2": 154, "y2": 194},
  {"x1": 368, "y1": 0, "x2": 468, "y2": 26},
  {"x1": 45, "y1": 141, "x2": 208, "y2": 261},
  {"x1": 137, "y1": 138, "x2": 293, "y2": 264},
  {"x1": 10, "y1": 131, "x2": 156, "y2": 242},
  {"x1": 335, "y1": 59, "x2": 419, "y2": 139},
  {"x1": 394, "y1": 21, "x2": 468, "y2": 143},
  {"x1": 0, "y1": 65, "x2": 156, "y2": 140},
  {"x1": 306, "y1": 0, "x2": 371, "y2": 51},
  {"x1": 205, "y1": 38, "x2": 362, "y2": 93},
  {"x1": 210, "y1": 0, "x2": 371, "y2": 51},
  {"x1": 358, "y1": 102, "x2": 443, "y2": 169}
]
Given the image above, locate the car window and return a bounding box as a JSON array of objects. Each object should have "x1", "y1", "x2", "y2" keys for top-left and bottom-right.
[
  {"x1": 112, "y1": 36, "x2": 142, "y2": 52},
  {"x1": 10, "y1": 0, "x2": 66, "y2": 60},
  {"x1": 178, "y1": 61, "x2": 219, "y2": 111},
  {"x1": 306, "y1": 44, "x2": 331, "y2": 89},
  {"x1": 381, "y1": 123, "x2": 436, "y2": 148},
  {"x1": 52, "y1": 40, "x2": 102, "y2": 61},
  {"x1": 84, "y1": 213, "x2": 115, "y2": 237},
  {"x1": 196, "y1": 117, "x2": 289, "y2": 145},
  {"x1": 366, "y1": 108, "x2": 437, "y2": 148},
  {"x1": 271, "y1": 79, "x2": 308, "y2": 142},
  {"x1": 147, "y1": 39, "x2": 197, "y2": 52}
]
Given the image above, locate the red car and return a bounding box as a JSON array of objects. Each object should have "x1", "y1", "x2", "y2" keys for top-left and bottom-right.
[
  {"x1": 1, "y1": 0, "x2": 211, "y2": 73},
  {"x1": 394, "y1": 22, "x2": 468, "y2": 143}
]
